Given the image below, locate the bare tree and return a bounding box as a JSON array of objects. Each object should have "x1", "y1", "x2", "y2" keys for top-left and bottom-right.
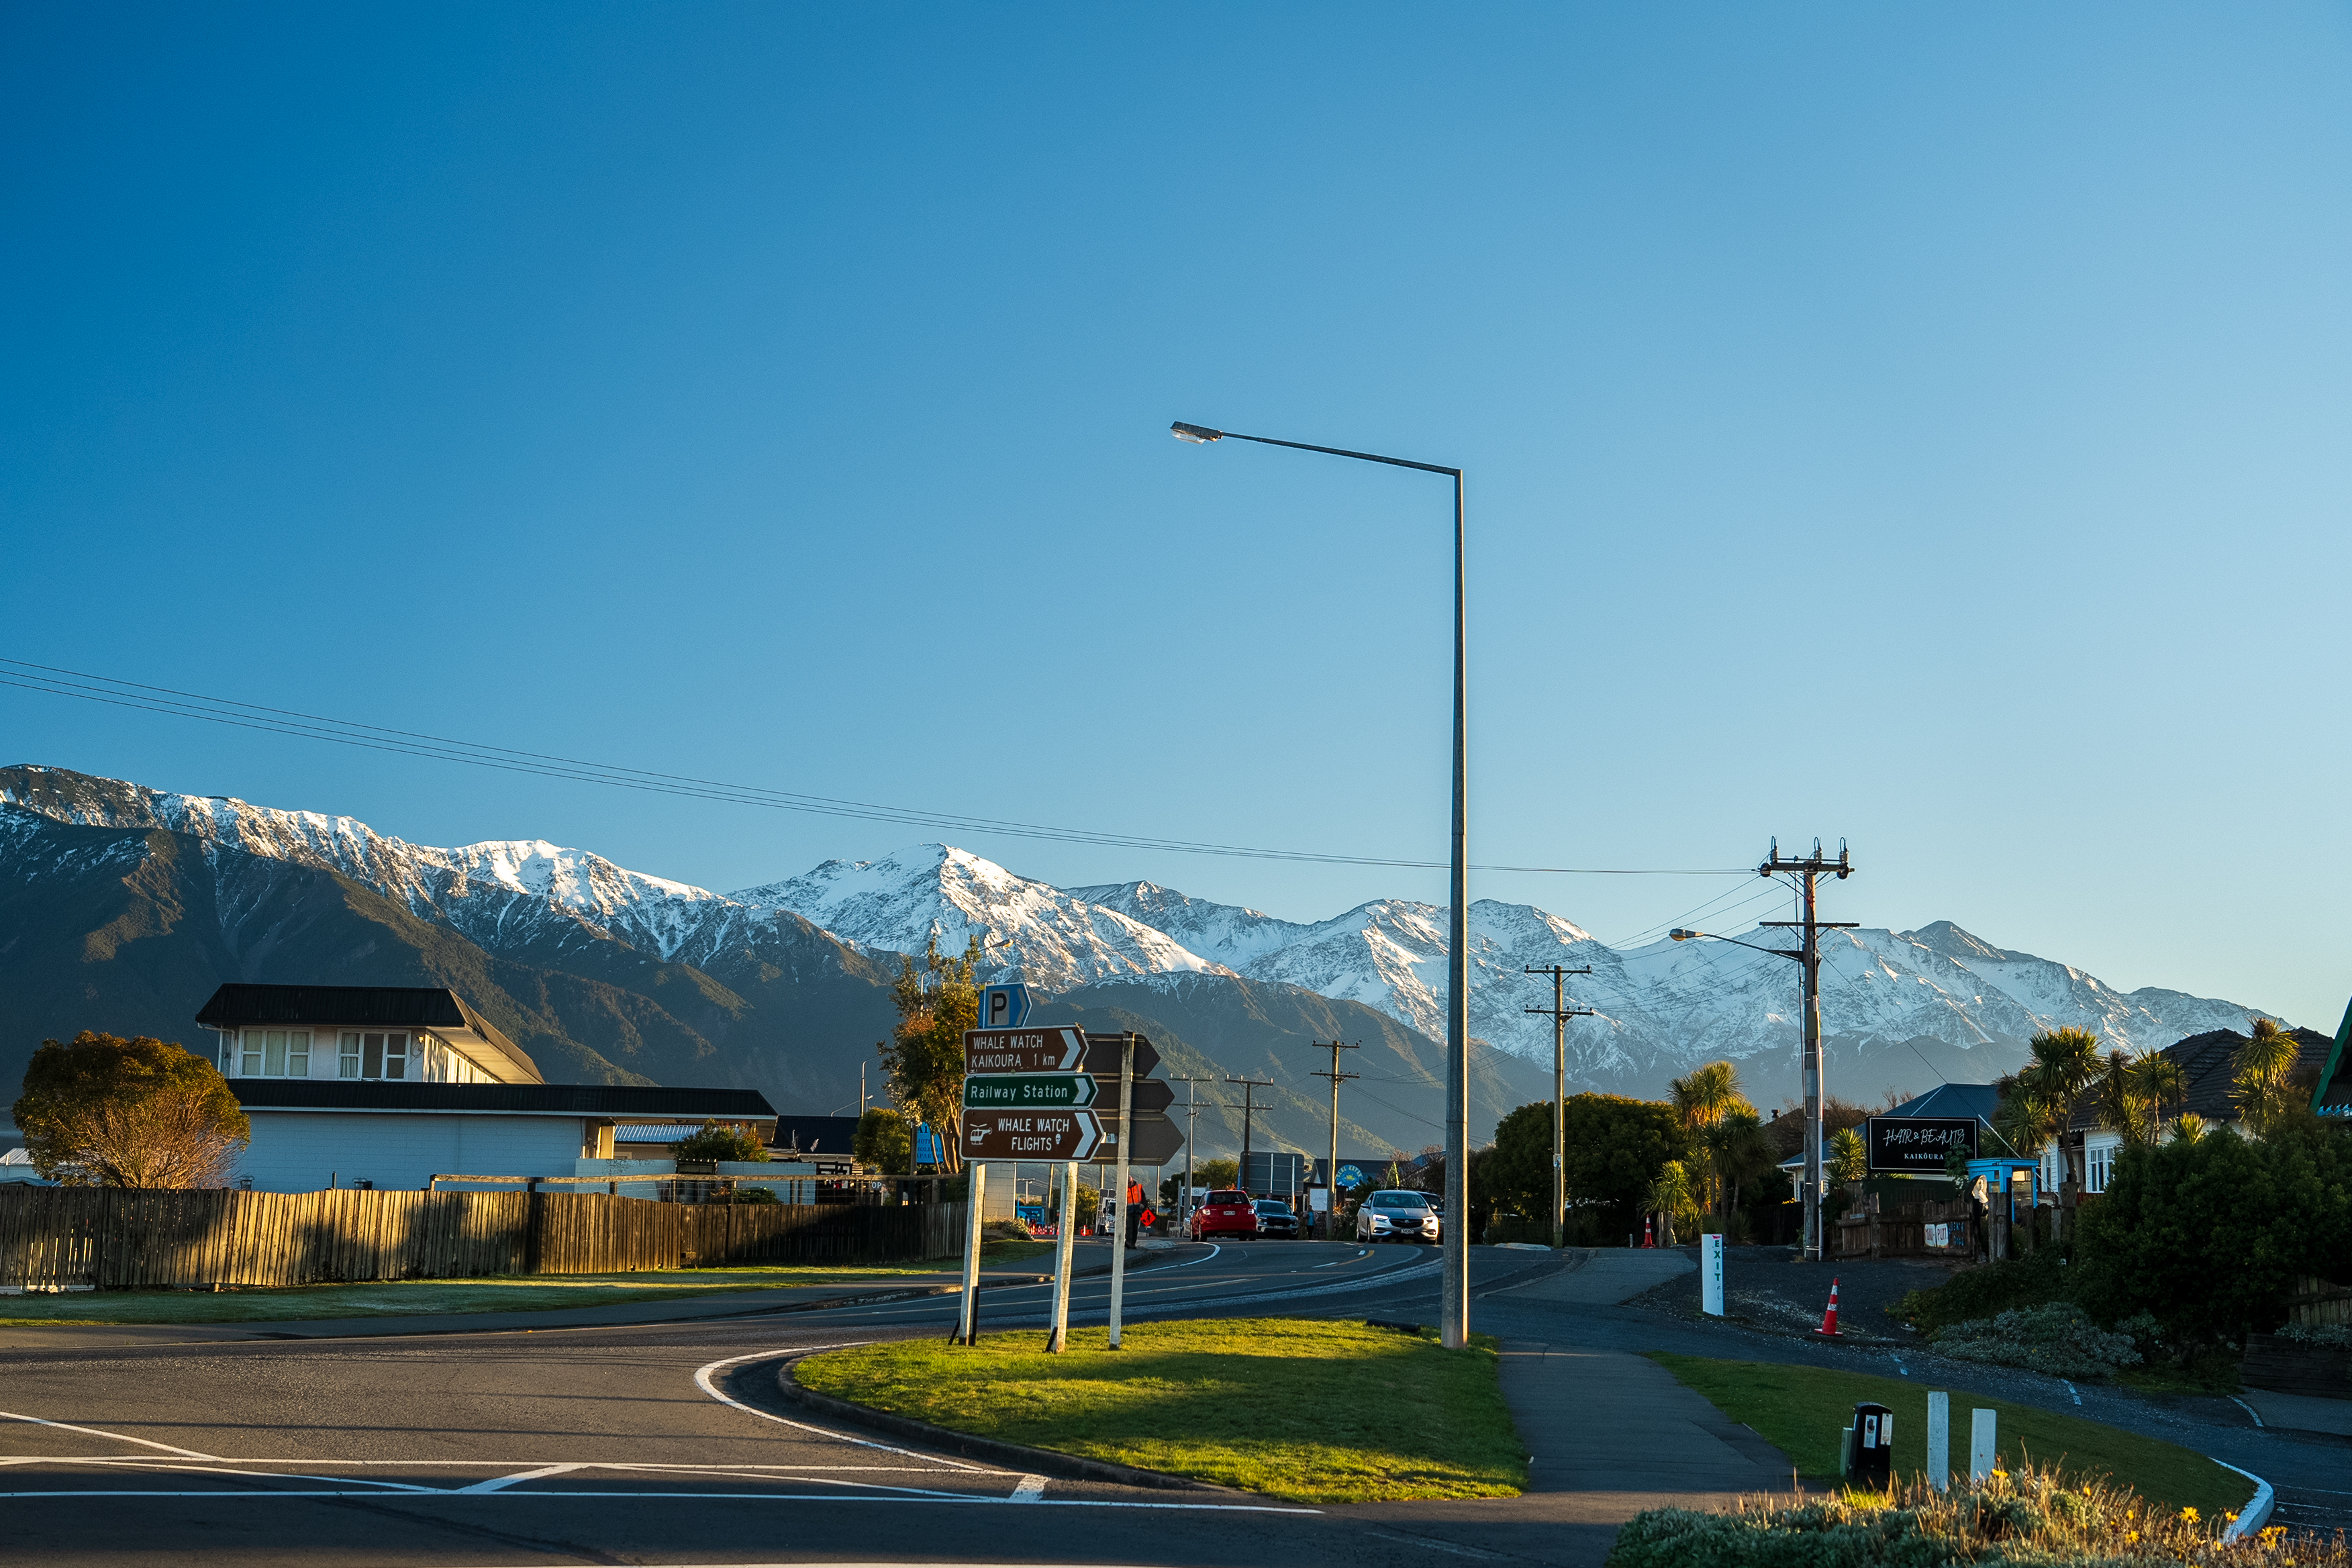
[{"x1": 53, "y1": 1085, "x2": 246, "y2": 1189}]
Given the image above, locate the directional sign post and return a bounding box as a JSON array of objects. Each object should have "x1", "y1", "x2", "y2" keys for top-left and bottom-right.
[
  {"x1": 979, "y1": 983, "x2": 1032, "y2": 1030},
  {"x1": 1089, "y1": 1111, "x2": 1186, "y2": 1166},
  {"x1": 963, "y1": 1108, "x2": 1103, "y2": 1163},
  {"x1": 965, "y1": 1027, "x2": 1086, "y2": 1075},
  {"x1": 964, "y1": 1074, "x2": 1097, "y2": 1110}
]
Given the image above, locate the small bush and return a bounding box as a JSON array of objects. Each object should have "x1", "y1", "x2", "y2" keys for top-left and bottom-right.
[
  {"x1": 1928, "y1": 1303, "x2": 2143, "y2": 1379},
  {"x1": 2278, "y1": 1322, "x2": 2352, "y2": 1349},
  {"x1": 1894, "y1": 1250, "x2": 2076, "y2": 1334},
  {"x1": 1606, "y1": 1463, "x2": 2341, "y2": 1567}
]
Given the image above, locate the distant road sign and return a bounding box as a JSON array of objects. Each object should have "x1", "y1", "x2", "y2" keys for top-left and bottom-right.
[
  {"x1": 1081, "y1": 1033, "x2": 1162, "y2": 1078},
  {"x1": 964, "y1": 1108, "x2": 1102, "y2": 1161},
  {"x1": 1091, "y1": 1110, "x2": 1185, "y2": 1165},
  {"x1": 964, "y1": 1074, "x2": 1099, "y2": 1110},
  {"x1": 1089, "y1": 1077, "x2": 1174, "y2": 1114},
  {"x1": 965, "y1": 1027, "x2": 1085, "y2": 1075},
  {"x1": 979, "y1": 983, "x2": 1033, "y2": 1030},
  {"x1": 1336, "y1": 1164, "x2": 1365, "y2": 1189}
]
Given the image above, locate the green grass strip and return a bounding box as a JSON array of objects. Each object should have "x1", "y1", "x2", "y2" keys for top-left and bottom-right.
[
  {"x1": 796, "y1": 1317, "x2": 1527, "y2": 1503},
  {"x1": 1650, "y1": 1353, "x2": 2255, "y2": 1517},
  {"x1": 0, "y1": 1265, "x2": 943, "y2": 1324}
]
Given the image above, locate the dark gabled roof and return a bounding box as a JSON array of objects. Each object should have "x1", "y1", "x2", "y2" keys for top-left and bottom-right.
[
  {"x1": 771, "y1": 1114, "x2": 865, "y2": 1155},
  {"x1": 1883, "y1": 1084, "x2": 2001, "y2": 1124},
  {"x1": 194, "y1": 985, "x2": 540, "y2": 1084},
  {"x1": 2061, "y1": 1026, "x2": 2333, "y2": 1131},
  {"x1": 227, "y1": 1080, "x2": 776, "y2": 1121}
]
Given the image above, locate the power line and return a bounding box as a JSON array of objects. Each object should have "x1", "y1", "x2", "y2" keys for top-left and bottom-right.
[{"x1": 1, "y1": 658, "x2": 1749, "y2": 877}]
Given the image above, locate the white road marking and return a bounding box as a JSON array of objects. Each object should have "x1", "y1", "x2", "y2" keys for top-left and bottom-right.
[
  {"x1": 2061, "y1": 1380, "x2": 2081, "y2": 1405},
  {"x1": 459, "y1": 1463, "x2": 586, "y2": 1493},
  {"x1": 1010, "y1": 1474, "x2": 1046, "y2": 1502},
  {"x1": 2231, "y1": 1397, "x2": 2265, "y2": 1428},
  {"x1": 0, "y1": 1408, "x2": 218, "y2": 1461},
  {"x1": 0, "y1": 1487, "x2": 1319, "y2": 1510},
  {"x1": 690, "y1": 1346, "x2": 993, "y2": 1474}
]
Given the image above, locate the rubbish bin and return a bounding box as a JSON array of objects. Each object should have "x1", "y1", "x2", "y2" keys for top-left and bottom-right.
[{"x1": 1847, "y1": 1401, "x2": 1894, "y2": 1489}]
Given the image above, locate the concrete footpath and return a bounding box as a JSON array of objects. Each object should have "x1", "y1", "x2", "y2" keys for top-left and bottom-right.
[{"x1": 1348, "y1": 1249, "x2": 1796, "y2": 1567}]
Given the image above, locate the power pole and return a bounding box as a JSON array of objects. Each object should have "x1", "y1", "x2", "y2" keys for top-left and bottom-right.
[
  {"x1": 1169, "y1": 1076, "x2": 1216, "y2": 1226},
  {"x1": 1308, "y1": 1040, "x2": 1360, "y2": 1240},
  {"x1": 1227, "y1": 1077, "x2": 1274, "y2": 1193},
  {"x1": 1756, "y1": 838, "x2": 1857, "y2": 1265},
  {"x1": 1523, "y1": 966, "x2": 1594, "y2": 1250}
]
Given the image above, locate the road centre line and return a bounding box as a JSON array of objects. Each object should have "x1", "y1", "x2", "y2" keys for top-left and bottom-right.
[
  {"x1": 0, "y1": 1408, "x2": 219, "y2": 1461},
  {"x1": 458, "y1": 1463, "x2": 585, "y2": 1494}
]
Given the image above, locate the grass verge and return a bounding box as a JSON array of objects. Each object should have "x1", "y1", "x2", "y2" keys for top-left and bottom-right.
[
  {"x1": 1650, "y1": 1353, "x2": 2253, "y2": 1518},
  {"x1": 795, "y1": 1316, "x2": 1526, "y2": 1502},
  {"x1": 0, "y1": 1265, "x2": 947, "y2": 1324}
]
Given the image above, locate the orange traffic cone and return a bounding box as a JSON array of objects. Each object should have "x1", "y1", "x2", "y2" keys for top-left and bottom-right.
[
  {"x1": 1641, "y1": 1218, "x2": 1655, "y2": 1248},
  {"x1": 1819, "y1": 1276, "x2": 1841, "y2": 1336}
]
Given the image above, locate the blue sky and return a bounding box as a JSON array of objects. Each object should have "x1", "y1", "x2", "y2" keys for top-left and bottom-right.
[{"x1": 6, "y1": 5, "x2": 2349, "y2": 1027}]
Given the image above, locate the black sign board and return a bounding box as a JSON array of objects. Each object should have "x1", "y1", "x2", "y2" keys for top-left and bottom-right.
[{"x1": 1865, "y1": 1116, "x2": 1977, "y2": 1174}]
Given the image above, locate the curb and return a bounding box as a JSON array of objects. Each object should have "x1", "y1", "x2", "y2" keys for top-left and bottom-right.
[
  {"x1": 773, "y1": 1353, "x2": 1240, "y2": 1494},
  {"x1": 2215, "y1": 1459, "x2": 2275, "y2": 1541}
]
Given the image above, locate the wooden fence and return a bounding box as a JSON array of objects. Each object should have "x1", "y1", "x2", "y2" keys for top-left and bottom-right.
[
  {"x1": 0, "y1": 1187, "x2": 966, "y2": 1290},
  {"x1": 1834, "y1": 1196, "x2": 1974, "y2": 1260}
]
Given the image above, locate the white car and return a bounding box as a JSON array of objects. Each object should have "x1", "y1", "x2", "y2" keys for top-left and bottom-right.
[{"x1": 1354, "y1": 1189, "x2": 1440, "y2": 1244}]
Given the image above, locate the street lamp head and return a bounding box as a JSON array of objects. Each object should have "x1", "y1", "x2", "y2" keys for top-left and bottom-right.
[
  {"x1": 1670, "y1": 929, "x2": 1699, "y2": 942},
  {"x1": 1169, "y1": 421, "x2": 1224, "y2": 444}
]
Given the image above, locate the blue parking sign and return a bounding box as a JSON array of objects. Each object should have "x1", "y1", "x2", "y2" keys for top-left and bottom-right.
[{"x1": 979, "y1": 983, "x2": 1032, "y2": 1029}]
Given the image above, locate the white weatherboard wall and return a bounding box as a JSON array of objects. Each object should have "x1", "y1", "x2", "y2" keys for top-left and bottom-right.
[{"x1": 234, "y1": 1113, "x2": 591, "y2": 1193}]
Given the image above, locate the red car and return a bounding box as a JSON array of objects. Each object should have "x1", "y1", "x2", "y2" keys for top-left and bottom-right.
[{"x1": 1188, "y1": 1189, "x2": 1262, "y2": 1241}]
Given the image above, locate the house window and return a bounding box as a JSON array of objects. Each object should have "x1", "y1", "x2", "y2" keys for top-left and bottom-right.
[
  {"x1": 238, "y1": 1030, "x2": 310, "y2": 1077},
  {"x1": 340, "y1": 1032, "x2": 410, "y2": 1080},
  {"x1": 2085, "y1": 1141, "x2": 2115, "y2": 1195}
]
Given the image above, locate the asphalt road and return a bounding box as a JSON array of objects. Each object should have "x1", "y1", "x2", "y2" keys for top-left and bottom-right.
[{"x1": 2, "y1": 1238, "x2": 2344, "y2": 1565}]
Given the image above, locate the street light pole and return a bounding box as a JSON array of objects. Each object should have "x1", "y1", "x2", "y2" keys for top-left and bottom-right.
[{"x1": 1174, "y1": 420, "x2": 1473, "y2": 1349}]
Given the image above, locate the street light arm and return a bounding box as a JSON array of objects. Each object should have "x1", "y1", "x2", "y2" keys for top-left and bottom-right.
[
  {"x1": 1670, "y1": 928, "x2": 1802, "y2": 963},
  {"x1": 1171, "y1": 421, "x2": 1460, "y2": 478}
]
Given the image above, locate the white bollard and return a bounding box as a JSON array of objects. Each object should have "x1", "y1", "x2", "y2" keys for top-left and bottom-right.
[
  {"x1": 1701, "y1": 1233, "x2": 1724, "y2": 1316},
  {"x1": 1969, "y1": 1408, "x2": 1997, "y2": 1482},
  {"x1": 1926, "y1": 1392, "x2": 1949, "y2": 1491}
]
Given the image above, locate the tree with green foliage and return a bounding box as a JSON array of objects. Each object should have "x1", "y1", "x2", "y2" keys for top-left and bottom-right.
[
  {"x1": 1483, "y1": 1101, "x2": 1557, "y2": 1223},
  {"x1": 878, "y1": 937, "x2": 981, "y2": 1172},
  {"x1": 13, "y1": 1032, "x2": 250, "y2": 1188},
  {"x1": 852, "y1": 1108, "x2": 912, "y2": 1173},
  {"x1": 1645, "y1": 1160, "x2": 1697, "y2": 1246},
  {"x1": 1557, "y1": 1093, "x2": 1687, "y2": 1242},
  {"x1": 673, "y1": 1120, "x2": 770, "y2": 1163},
  {"x1": 1826, "y1": 1124, "x2": 1869, "y2": 1212},
  {"x1": 2075, "y1": 1114, "x2": 2351, "y2": 1344},
  {"x1": 2233, "y1": 1017, "x2": 2303, "y2": 1136},
  {"x1": 1669, "y1": 1059, "x2": 1754, "y2": 1219}
]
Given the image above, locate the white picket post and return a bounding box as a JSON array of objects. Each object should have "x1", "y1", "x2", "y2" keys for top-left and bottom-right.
[{"x1": 1926, "y1": 1391, "x2": 1950, "y2": 1491}]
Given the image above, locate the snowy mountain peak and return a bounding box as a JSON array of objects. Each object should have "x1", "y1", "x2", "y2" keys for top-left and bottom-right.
[{"x1": 736, "y1": 844, "x2": 1232, "y2": 990}]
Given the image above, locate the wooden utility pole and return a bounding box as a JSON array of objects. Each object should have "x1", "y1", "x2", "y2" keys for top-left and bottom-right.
[
  {"x1": 1757, "y1": 838, "x2": 1858, "y2": 1264},
  {"x1": 1523, "y1": 966, "x2": 1594, "y2": 1250},
  {"x1": 1168, "y1": 1077, "x2": 1216, "y2": 1228},
  {"x1": 1308, "y1": 1040, "x2": 1360, "y2": 1240}
]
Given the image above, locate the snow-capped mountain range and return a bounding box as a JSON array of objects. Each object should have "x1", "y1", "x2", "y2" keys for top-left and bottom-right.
[{"x1": 0, "y1": 766, "x2": 2286, "y2": 1096}]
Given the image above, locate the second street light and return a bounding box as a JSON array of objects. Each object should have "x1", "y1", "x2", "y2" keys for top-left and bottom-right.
[{"x1": 1171, "y1": 418, "x2": 1473, "y2": 1351}]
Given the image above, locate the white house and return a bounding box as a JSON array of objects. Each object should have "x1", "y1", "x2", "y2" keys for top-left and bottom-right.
[{"x1": 192, "y1": 985, "x2": 777, "y2": 1193}]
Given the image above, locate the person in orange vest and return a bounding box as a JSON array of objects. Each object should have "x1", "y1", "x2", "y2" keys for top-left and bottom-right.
[{"x1": 1125, "y1": 1179, "x2": 1145, "y2": 1248}]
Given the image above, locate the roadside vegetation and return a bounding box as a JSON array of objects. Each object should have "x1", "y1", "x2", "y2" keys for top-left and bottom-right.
[
  {"x1": 0, "y1": 1265, "x2": 947, "y2": 1324},
  {"x1": 794, "y1": 1316, "x2": 1526, "y2": 1502},
  {"x1": 1608, "y1": 1463, "x2": 2342, "y2": 1568},
  {"x1": 1650, "y1": 1354, "x2": 2255, "y2": 1518}
]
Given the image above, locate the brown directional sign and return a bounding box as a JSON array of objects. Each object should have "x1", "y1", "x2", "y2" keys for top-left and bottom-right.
[
  {"x1": 1091, "y1": 1110, "x2": 1185, "y2": 1165},
  {"x1": 1082, "y1": 1032, "x2": 1161, "y2": 1078},
  {"x1": 962, "y1": 1107, "x2": 1102, "y2": 1161},
  {"x1": 1090, "y1": 1077, "x2": 1175, "y2": 1115},
  {"x1": 964, "y1": 1027, "x2": 1086, "y2": 1075}
]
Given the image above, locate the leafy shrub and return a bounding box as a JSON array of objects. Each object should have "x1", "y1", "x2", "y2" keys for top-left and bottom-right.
[
  {"x1": 2074, "y1": 1120, "x2": 2352, "y2": 1344},
  {"x1": 1928, "y1": 1303, "x2": 2142, "y2": 1379},
  {"x1": 1894, "y1": 1249, "x2": 2076, "y2": 1334},
  {"x1": 2277, "y1": 1322, "x2": 2352, "y2": 1349},
  {"x1": 1606, "y1": 1463, "x2": 2337, "y2": 1567},
  {"x1": 673, "y1": 1120, "x2": 771, "y2": 1163}
]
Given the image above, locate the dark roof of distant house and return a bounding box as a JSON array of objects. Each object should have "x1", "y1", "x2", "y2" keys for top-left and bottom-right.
[
  {"x1": 195, "y1": 985, "x2": 541, "y2": 1084},
  {"x1": 2061, "y1": 1026, "x2": 2333, "y2": 1132},
  {"x1": 228, "y1": 1081, "x2": 776, "y2": 1121},
  {"x1": 1882, "y1": 1084, "x2": 2002, "y2": 1124},
  {"x1": 770, "y1": 1115, "x2": 865, "y2": 1155}
]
